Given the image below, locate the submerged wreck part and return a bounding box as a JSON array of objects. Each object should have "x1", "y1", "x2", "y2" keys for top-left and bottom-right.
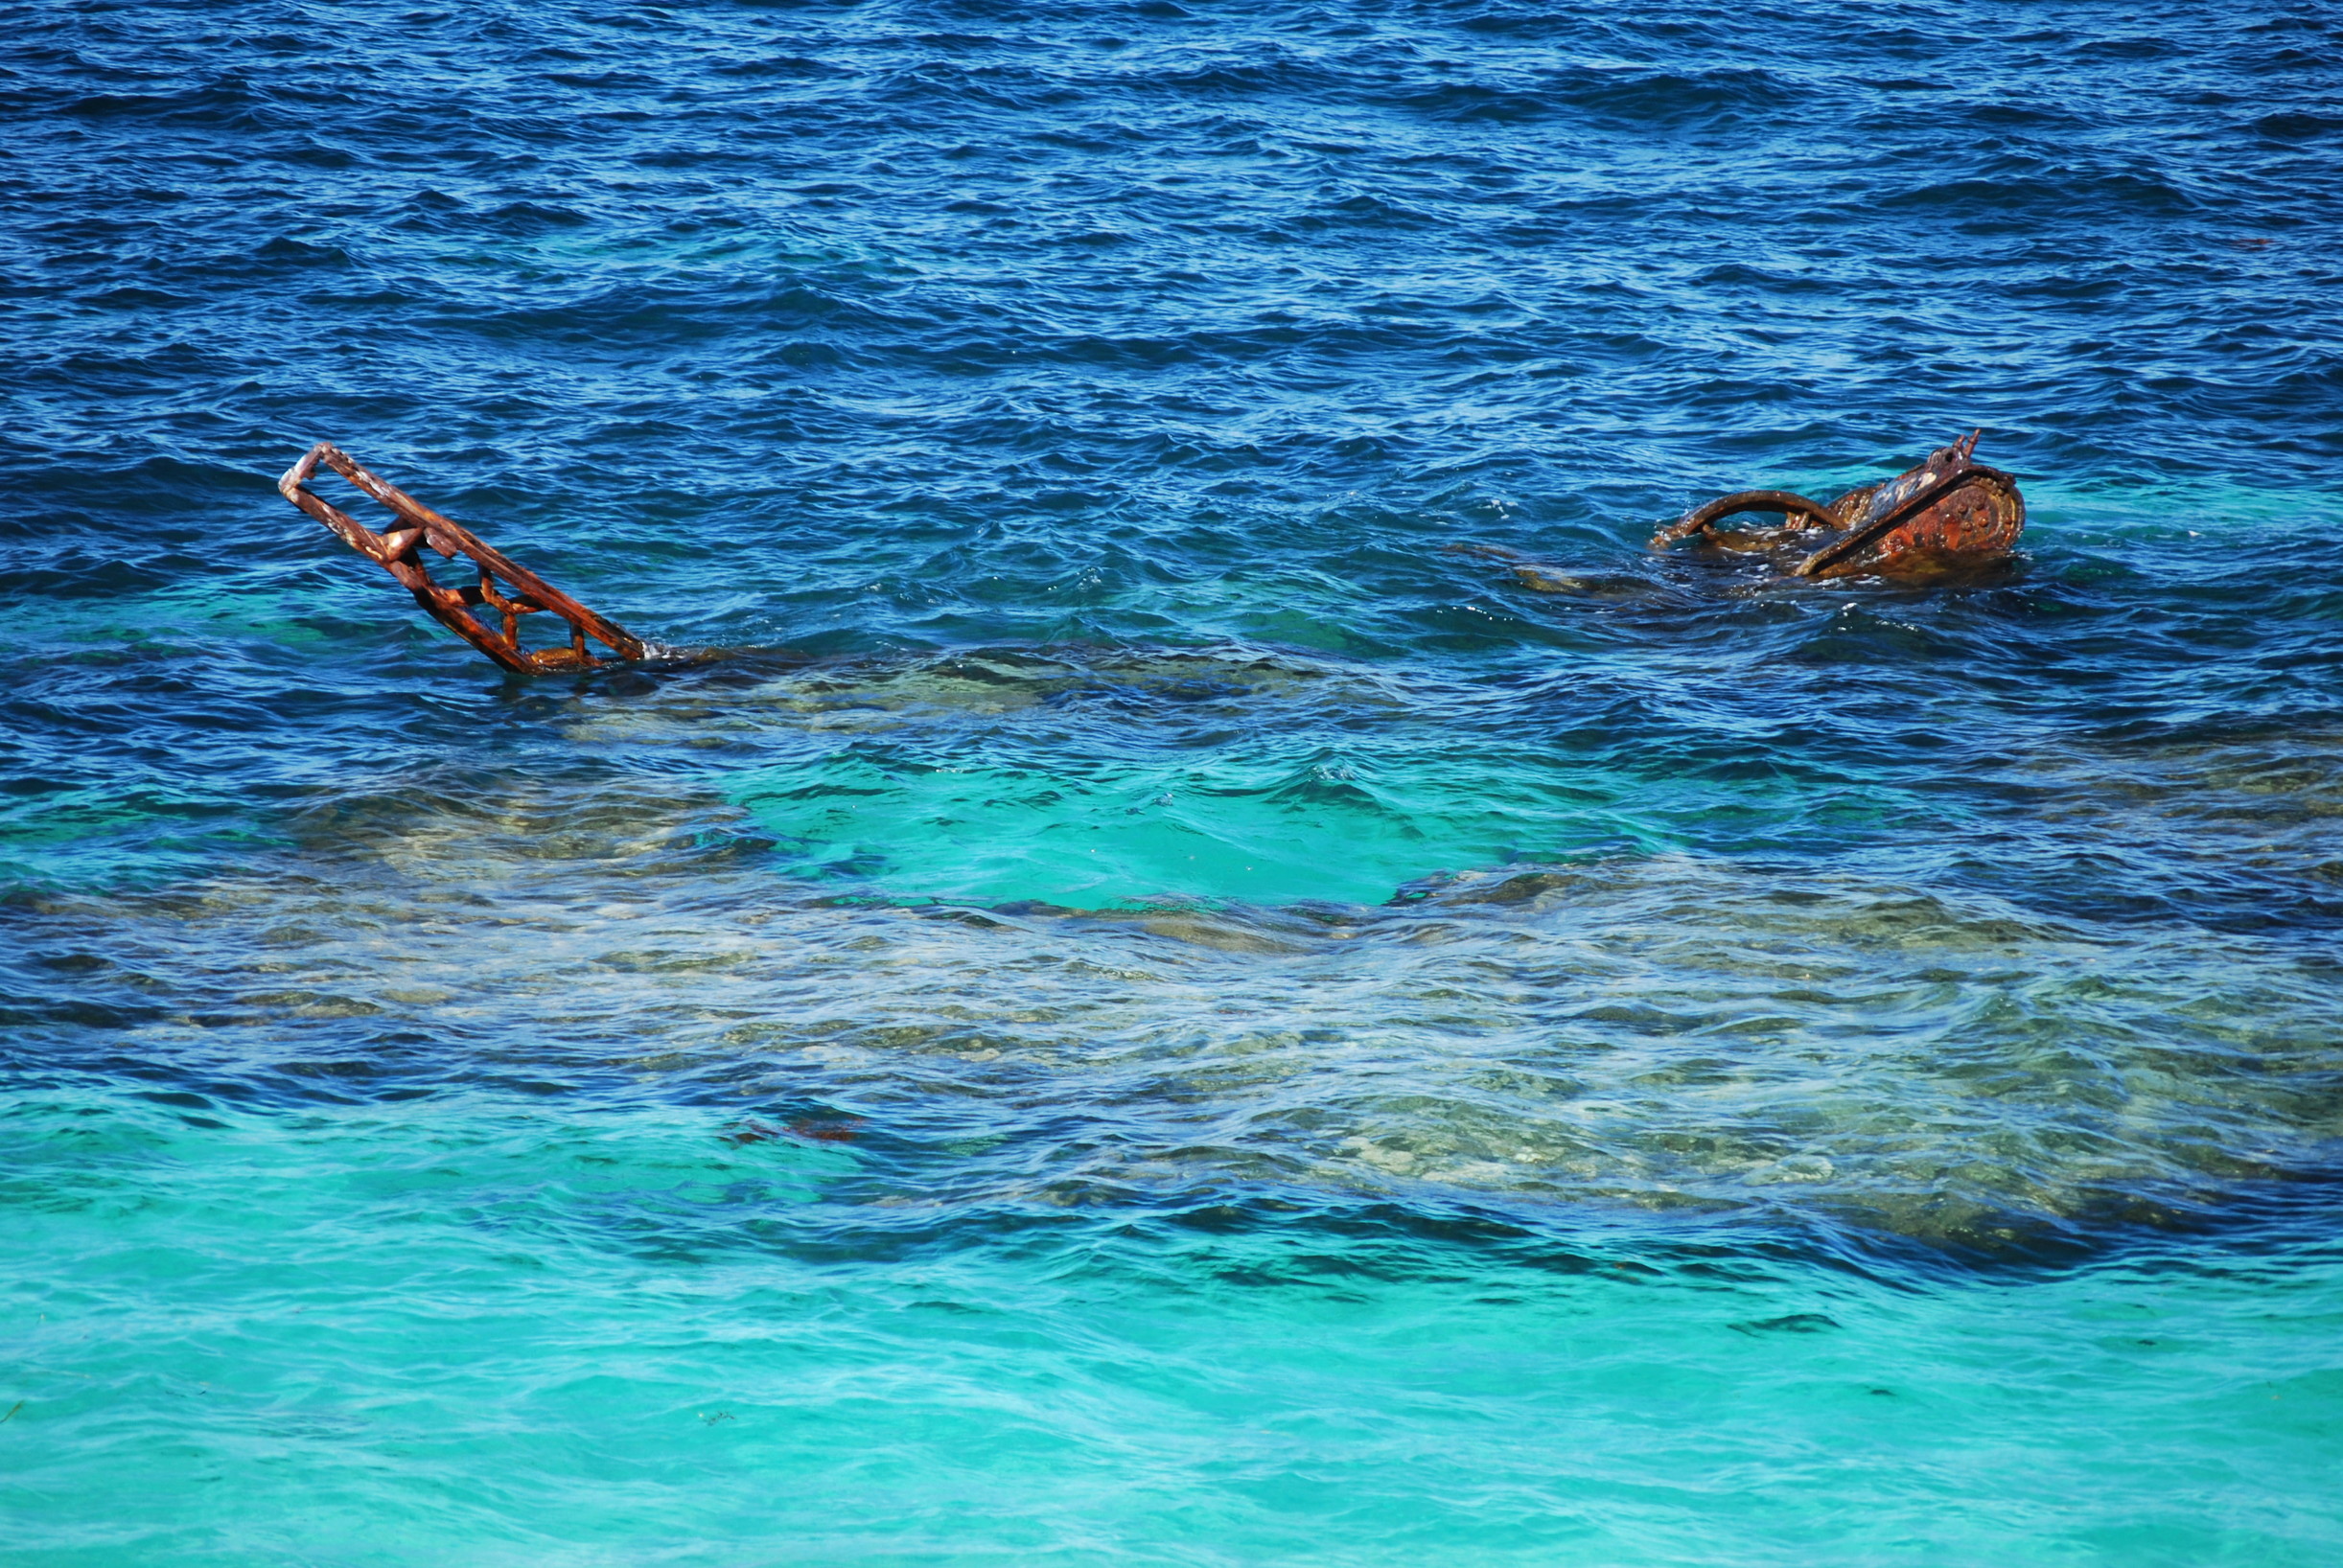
[
  {"x1": 1651, "y1": 432, "x2": 2025, "y2": 579},
  {"x1": 280, "y1": 443, "x2": 645, "y2": 674}
]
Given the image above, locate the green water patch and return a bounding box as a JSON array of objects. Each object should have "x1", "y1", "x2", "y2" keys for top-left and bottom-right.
[
  {"x1": 731, "y1": 744, "x2": 1675, "y2": 908},
  {"x1": 0, "y1": 783, "x2": 282, "y2": 897}
]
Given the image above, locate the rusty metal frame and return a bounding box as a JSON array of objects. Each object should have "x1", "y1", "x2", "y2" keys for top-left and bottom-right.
[{"x1": 280, "y1": 442, "x2": 645, "y2": 674}]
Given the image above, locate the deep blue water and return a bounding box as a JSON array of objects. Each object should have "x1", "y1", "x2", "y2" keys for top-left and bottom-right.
[{"x1": 6, "y1": 2, "x2": 2343, "y2": 1561}]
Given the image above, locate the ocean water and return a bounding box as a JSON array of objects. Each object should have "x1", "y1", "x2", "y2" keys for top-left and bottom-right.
[{"x1": 6, "y1": 1, "x2": 2343, "y2": 1561}]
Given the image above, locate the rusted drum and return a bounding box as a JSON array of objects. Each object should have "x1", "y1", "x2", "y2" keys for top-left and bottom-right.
[{"x1": 1651, "y1": 432, "x2": 2025, "y2": 579}]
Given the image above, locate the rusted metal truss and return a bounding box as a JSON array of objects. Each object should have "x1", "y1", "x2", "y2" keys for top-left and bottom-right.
[
  {"x1": 280, "y1": 442, "x2": 645, "y2": 674},
  {"x1": 1651, "y1": 431, "x2": 2025, "y2": 578}
]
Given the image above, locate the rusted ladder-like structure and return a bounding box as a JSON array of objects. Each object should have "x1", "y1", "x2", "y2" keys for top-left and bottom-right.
[{"x1": 281, "y1": 442, "x2": 645, "y2": 674}]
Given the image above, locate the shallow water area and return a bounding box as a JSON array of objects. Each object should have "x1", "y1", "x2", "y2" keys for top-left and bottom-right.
[{"x1": 7, "y1": 0, "x2": 2343, "y2": 1561}]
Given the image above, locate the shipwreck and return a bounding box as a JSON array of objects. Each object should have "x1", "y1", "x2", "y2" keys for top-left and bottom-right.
[{"x1": 284, "y1": 432, "x2": 2025, "y2": 674}]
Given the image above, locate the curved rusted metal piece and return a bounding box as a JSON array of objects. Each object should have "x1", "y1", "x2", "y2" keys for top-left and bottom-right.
[
  {"x1": 281, "y1": 443, "x2": 646, "y2": 674},
  {"x1": 1650, "y1": 489, "x2": 1841, "y2": 549}
]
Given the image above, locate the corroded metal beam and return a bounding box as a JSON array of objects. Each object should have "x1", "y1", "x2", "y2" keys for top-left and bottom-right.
[{"x1": 281, "y1": 442, "x2": 646, "y2": 673}]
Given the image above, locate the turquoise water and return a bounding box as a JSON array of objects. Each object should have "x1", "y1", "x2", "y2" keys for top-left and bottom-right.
[
  {"x1": 8, "y1": 0, "x2": 2343, "y2": 1559},
  {"x1": 12, "y1": 1094, "x2": 2342, "y2": 1565}
]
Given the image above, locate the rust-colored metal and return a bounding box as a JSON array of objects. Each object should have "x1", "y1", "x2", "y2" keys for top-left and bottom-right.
[
  {"x1": 280, "y1": 442, "x2": 646, "y2": 673},
  {"x1": 1651, "y1": 431, "x2": 2025, "y2": 578}
]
